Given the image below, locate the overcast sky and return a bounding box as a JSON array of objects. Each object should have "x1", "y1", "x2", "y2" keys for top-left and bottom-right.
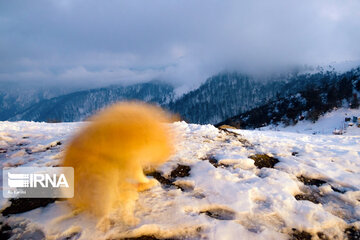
[{"x1": 1, "y1": 0, "x2": 360, "y2": 91}]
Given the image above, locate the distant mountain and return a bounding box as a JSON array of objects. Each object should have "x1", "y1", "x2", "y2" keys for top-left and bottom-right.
[
  {"x1": 10, "y1": 81, "x2": 174, "y2": 122},
  {"x1": 167, "y1": 71, "x2": 340, "y2": 124},
  {"x1": 167, "y1": 73, "x2": 289, "y2": 124},
  {"x1": 0, "y1": 86, "x2": 70, "y2": 121},
  {"x1": 217, "y1": 67, "x2": 360, "y2": 129},
  {"x1": 6, "y1": 67, "x2": 360, "y2": 124}
]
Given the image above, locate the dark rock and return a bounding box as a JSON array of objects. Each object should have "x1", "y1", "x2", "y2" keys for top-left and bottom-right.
[
  {"x1": 331, "y1": 186, "x2": 346, "y2": 194},
  {"x1": 248, "y1": 154, "x2": 279, "y2": 169},
  {"x1": 297, "y1": 175, "x2": 327, "y2": 187},
  {"x1": 0, "y1": 148, "x2": 7, "y2": 154},
  {"x1": 292, "y1": 152, "x2": 299, "y2": 156},
  {"x1": 295, "y1": 194, "x2": 320, "y2": 204},
  {"x1": 1, "y1": 198, "x2": 57, "y2": 216}
]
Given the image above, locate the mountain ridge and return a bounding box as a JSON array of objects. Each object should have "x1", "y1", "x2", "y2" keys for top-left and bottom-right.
[
  {"x1": 10, "y1": 81, "x2": 174, "y2": 122},
  {"x1": 216, "y1": 67, "x2": 360, "y2": 129},
  {"x1": 4, "y1": 67, "x2": 360, "y2": 125}
]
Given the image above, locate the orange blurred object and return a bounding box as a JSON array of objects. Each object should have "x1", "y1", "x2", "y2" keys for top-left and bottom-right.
[{"x1": 62, "y1": 101, "x2": 176, "y2": 227}]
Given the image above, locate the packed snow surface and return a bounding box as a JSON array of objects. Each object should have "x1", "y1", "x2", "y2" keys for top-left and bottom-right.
[{"x1": 0, "y1": 121, "x2": 360, "y2": 239}]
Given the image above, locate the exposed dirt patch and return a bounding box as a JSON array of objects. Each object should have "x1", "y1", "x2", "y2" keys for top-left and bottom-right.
[
  {"x1": 290, "y1": 228, "x2": 312, "y2": 240},
  {"x1": 237, "y1": 138, "x2": 253, "y2": 148},
  {"x1": 0, "y1": 220, "x2": 46, "y2": 240},
  {"x1": 219, "y1": 128, "x2": 239, "y2": 136},
  {"x1": 0, "y1": 223, "x2": 12, "y2": 240},
  {"x1": 219, "y1": 128, "x2": 253, "y2": 148},
  {"x1": 200, "y1": 155, "x2": 229, "y2": 168},
  {"x1": 331, "y1": 186, "x2": 346, "y2": 194},
  {"x1": 45, "y1": 141, "x2": 62, "y2": 150},
  {"x1": 1, "y1": 198, "x2": 57, "y2": 216},
  {"x1": 248, "y1": 154, "x2": 279, "y2": 169},
  {"x1": 345, "y1": 226, "x2": 360, "y2": 240},
  {"x1": 16, "y1": 142, "x2": 28, "y2": 147},
  {"x1": 294, "y1": 194, "x2": 320, "y2": 204},
  {"x1": 201, "y1": 154, "x2": 219, "y2": 167},
  {"x1": 120, "y1": 226, "x2": 204, "y2": 240},
  {"x1": 58, "y1": 231, "x2": 82, "y2": 240},
  {"x1": 25, "y1": 148, "x2": 33, "y2": 154},
  {"x1": 146, "y1": 171, "x2": 174, "y2": 188},
  {"x1": 170, "y1": 165, "x2": 191, "y2": 179},
  {"x1": 146, "y1": 165, "x2": 191, "y2": 191},
  {"x1": 200, "y1": 207, "x2": 236, "y2": 220},
  {"x1": 297, "y1": 175, "x2": 327, "y2": 187},
  {"x1": 173, "y1": 180, "x2": 194, "y2": 192},
  {"x1": 122, "y1": 236, "x2": 177, "y2": 240},
  {"x1": 23, "y1": 141, "x2": 63, "y2": 154},
  {"x1": 292, "y1": 152, "x2": 299, "y2": 156},
  {"x1": 218, "y1": 125, "x2": 238, "y2": 130},
  {"x1": 316, "y1": 232, "x2": 329, "y2": 240}
]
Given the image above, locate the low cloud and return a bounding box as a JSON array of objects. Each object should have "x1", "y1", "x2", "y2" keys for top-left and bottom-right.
[{"x1": 1, "y1": 0, "x2": 360, "y2": 90}]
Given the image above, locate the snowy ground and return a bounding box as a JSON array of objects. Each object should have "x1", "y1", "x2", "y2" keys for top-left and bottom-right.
[{"x1": 0, "y1": 120, "x2": 360, "y2": 239}]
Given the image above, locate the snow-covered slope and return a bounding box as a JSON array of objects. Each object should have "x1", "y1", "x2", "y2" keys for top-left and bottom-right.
[
  {"x1": 261, "y1": 108, "x2": 360, "y2": 135},
  {"x1": 0, "y1": 121, "x2": 359, "y2": 239}
]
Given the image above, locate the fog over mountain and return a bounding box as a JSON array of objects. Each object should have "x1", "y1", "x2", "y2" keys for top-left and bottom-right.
[{"x1": 1, "y1": 0, "x2": 360, "y2": 92}]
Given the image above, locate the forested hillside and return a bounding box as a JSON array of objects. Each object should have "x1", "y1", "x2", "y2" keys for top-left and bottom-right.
[
  {"x1": 217, "y1": 68, "x2": 360, "y2": 129},
  {"x1": 11, "y1": 82, "x2": 174, "y2": 122}
]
